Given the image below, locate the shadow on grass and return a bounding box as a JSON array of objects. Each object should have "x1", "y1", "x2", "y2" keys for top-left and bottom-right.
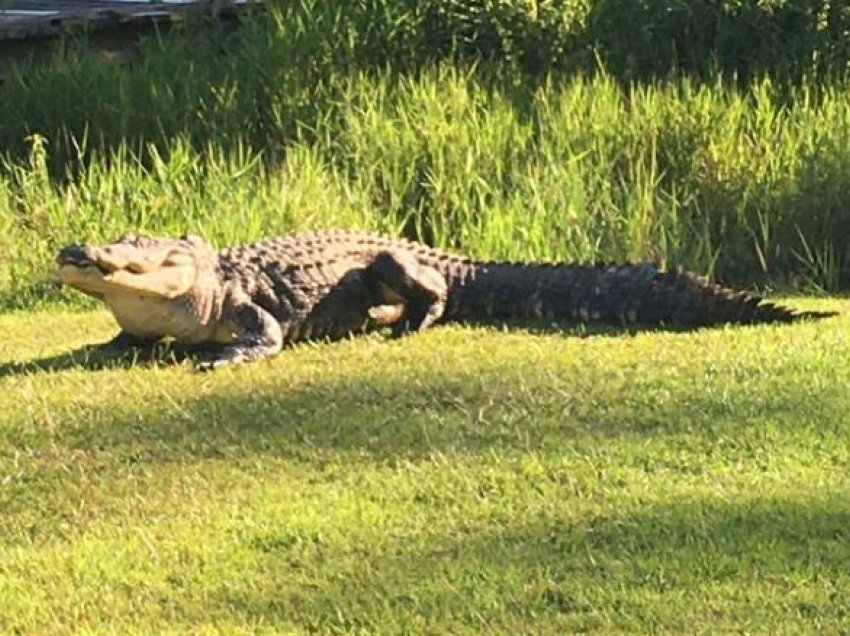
[
  {"x1": 2, "y1": 318, "x2": 844, "y2": 467},
  {"x1": 2, "y1": 314, "x2": 848, "y2": 582},
  {"x1": 0, "y1": 343, "x2": 195, "y2": 377},
  {"x1": 216, "y1": 497, "x2": 850, "y2": 630},
  {"x1": 0, "y1": 318, "x2": 708, "y2": 380}
]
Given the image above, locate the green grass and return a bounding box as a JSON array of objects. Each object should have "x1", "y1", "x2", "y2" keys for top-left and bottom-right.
[
  {"x1": 1, "y1": 302, "x2": 849, "y2": 633},
  {"x1": 2, "y1": 3, "x2": 849, "y2": 632},
  {"x1": 4, "y1": 67, "x2": 850, "y2": 310},
  {"x1": 2, "y1": 8, "x2": 849, "y2": 629},
  {"x1": 2, "y1": 3, "x2": 850, "y2": 309}
]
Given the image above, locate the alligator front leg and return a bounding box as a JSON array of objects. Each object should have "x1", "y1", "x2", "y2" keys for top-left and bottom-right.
[
  {"x1": 197, "y1": 301, "x2": 283, "y2": 372},
  {"x1": 363, "y1": 250, "x2": 448, "y2": 337}
]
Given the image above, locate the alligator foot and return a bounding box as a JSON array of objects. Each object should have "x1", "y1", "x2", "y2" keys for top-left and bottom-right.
[
  {"x1": 363, "y1": 250, "x2": 448, "y2": 337},
  {"x1": 197, "y1": 300, "x2": 283, "y2": 371}
]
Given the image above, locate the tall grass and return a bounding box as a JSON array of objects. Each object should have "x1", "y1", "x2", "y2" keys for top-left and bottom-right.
[
  {"x1": 2, "y1": 2, "x2": 850, "y2": 309},
  {"x1": 3, "y1": 67, "x2": 850, "y2": 309},
  {"x1": 4, "y1": 1, "x2": 849, "y2": 161}
]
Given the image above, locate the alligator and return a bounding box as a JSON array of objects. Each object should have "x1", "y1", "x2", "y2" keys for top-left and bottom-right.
[{"x1": 54, "y1": 229, "x2": 835, "y2": 370}]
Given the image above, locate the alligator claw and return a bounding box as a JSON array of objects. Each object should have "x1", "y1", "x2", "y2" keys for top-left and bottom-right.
[{"x1": 196, "y1": 360, "x2": 219, "y2": 373}]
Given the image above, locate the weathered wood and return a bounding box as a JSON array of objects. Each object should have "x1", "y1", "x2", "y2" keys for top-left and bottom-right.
[{"x1": 0, "y1": 0, "x2": 252, "y2": 41}]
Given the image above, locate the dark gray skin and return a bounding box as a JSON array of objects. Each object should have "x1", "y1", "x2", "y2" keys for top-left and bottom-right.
[{"x1": 55, "y1": 230, "x2": 835, "y2": 371}]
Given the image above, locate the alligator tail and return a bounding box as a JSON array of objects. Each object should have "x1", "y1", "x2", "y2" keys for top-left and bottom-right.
[
  {"x1": 631, "y1": 268, "x2": 835, "y2": 326},
  {"x1": 449, "y1": 262, "x2": 836, "y2": 326}
]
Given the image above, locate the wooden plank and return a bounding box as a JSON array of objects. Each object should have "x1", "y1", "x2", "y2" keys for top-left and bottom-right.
[{"x1": 0, "y1": 0, "x2": 253, "y2": 40}]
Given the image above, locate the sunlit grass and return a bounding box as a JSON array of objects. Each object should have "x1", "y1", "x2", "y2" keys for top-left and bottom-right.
[
  {"x1": 1, "y1": 302, "x2": 848, "y2": 633},
  {"x1": 2, "y1": 3, "x2": 849, "y2": 632}
]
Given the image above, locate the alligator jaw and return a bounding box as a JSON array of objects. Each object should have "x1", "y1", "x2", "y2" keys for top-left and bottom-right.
[
  {"x1": 55, "y1": 245, "x2": 108, "y2": 288},
  {"x1": 56, "y1": 242, "x2": 165, "y2": 274},
  {"x1": 56, "y1": 261, "x2": 195, "y2": 300},
  {"x1": 55, "y1": 245, "x2": 195, "y2": 300}
]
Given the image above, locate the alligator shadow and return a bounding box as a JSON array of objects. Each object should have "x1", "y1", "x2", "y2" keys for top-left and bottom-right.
[
  {"x1": 0, "y1": 319, "x2": 698, "y2": 379},
  {"x1": 10, "y1": 301, "x2": 840, "y2": 379},
  {"x1": 0, "y1": 341, "x2": 202, "y2": 377},
  {"x1": 458, "y1": 318, "x2": 697, "y2": 339}
]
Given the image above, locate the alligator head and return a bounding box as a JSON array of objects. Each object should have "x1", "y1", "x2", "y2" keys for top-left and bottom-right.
[{"x1": 55, "y1": 233, "x2": 229, "y2": 343}]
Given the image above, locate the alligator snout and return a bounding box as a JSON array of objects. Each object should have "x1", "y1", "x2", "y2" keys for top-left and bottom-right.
[
  {"x1": 57, "y1": 244, "x2": 93, "y2": 266},
  {"x1": 57, "y1": 244, "x2": 128, "y2": 273}
]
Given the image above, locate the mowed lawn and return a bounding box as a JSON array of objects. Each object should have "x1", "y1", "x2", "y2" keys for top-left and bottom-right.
[{"x1": 1, "y1": 301, "x2": 849, "y2": 634}]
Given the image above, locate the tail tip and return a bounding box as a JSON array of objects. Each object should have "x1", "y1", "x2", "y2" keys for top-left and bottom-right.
[{"x1": 791, "y1": 309, "x2": 839, "y2": 321}]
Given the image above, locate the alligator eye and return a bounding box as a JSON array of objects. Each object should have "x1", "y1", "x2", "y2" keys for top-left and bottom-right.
[
  {"x1": 118, "y1": 232, "x2": 137, "y2": 243},
  {"x1": 125, "y1": 261, "x2": 149, "y2": 273},
  {"x1": 182, "y1": 233, "x2": 204, "y2": 246}
]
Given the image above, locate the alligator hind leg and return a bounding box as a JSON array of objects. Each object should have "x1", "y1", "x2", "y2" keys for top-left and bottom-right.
[{"x1": 363, "y1": 250, "x2": 448, "y2": 337}]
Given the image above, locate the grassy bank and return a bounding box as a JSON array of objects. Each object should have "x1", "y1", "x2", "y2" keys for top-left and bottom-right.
[
  {"x1": 1, "y1": 303, "x2": 848, "y2": 632},
  {"x1": 1, "y1": 3, "x2": 850, "y2": 309},
  {"x1": 3, "y1": 66, "x2": 850, "y2": 309},
  {"x1": 2, "y1": 4, "x2": 849, "y2": 633}
]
